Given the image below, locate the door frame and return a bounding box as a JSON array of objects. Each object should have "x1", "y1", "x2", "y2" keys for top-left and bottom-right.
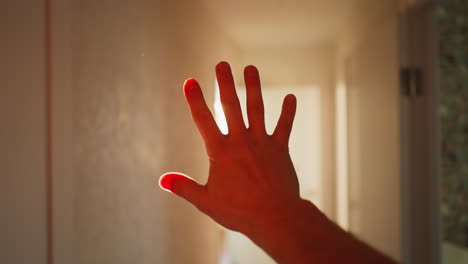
[{"x1": 399, "y1": 2, "x2": 442, "y2": 263}]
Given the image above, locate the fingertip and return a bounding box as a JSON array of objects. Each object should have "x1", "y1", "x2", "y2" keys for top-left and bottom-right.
[
  {"x1": 285, "y1": 94, "x2": 296, "y2": 104},
  {"x1": 284, "y1": 94, "x2": 297, "y2": 112},
  {"x1": 217, "y1": 61, "x2": 229, "y2": 67},
  {"x1": 159, "y1": 172, "x2": 207, "y2": 209},
  {"x1": 183, "y1": 78, "x2": 200, "y2": 96},
  {"x1": 244, "y1": 65, "x2": 258, "y2": 74},
  {"x1": 159, "y1": 172, "x2": 197, "y2": 194},
  {"x1": 216, "y1": 61, "x2": 231, "y2": 73},
  {"x1": 184, "y1": 78, "x2": 197, "y2": 86},
  {"x1": 159, "y1": 173, "x2": 176, "y2": 193},
  {"x1": 184, "y1": 78, "x2": 198, "y2": 89}
]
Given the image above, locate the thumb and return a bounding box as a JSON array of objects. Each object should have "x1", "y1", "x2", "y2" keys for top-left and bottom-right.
[{"x1": 159, "y1": 172, "x2": 207, "y2": 208}]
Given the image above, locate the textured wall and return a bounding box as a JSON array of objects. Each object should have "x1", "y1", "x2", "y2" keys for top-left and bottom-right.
[
  {"x1": 72, "y1": 2, "x2": 168, "y2": 263},
  {"x1": 438, "y1": 0, "x2": 468, "y2": 249},
  {"x1": 67, "y1": 1, "x2": 235, "y2": 263}
]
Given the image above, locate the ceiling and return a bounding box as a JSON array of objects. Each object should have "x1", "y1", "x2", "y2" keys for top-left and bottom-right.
[{"x1": 198, "y1": 0, "x2": 368, "y2": 49}]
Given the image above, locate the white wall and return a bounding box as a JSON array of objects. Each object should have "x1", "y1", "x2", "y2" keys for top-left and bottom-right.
[
  {"x1": 51, "y1": 0, "x2": 236, "y2": 263},
  {"x1": 1, "y1": 1, "x2": 48, "y2": 264}
]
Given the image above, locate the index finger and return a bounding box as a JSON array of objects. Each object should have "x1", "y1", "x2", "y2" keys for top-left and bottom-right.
[{"x1": 184, "y1": 78, "x2": 223, "y2": 147}]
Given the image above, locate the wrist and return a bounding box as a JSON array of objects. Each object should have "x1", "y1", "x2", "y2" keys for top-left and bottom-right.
[
  {"x1": 243, "y1": 198, "x2": 332, "y2": 263},
  {"x1": 243, "y1": 199, "x2": 397, "y2": 264}
]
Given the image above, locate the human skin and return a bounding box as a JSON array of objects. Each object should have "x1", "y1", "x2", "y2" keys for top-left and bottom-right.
[{"x1": 159, "y1": 61, "x2": 397, "y2": 264}]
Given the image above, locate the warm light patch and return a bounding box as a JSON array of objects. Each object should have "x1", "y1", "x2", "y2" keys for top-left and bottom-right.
[
  {"x1": 214, "y1": 80, "x2": 229, "y2": 134},
  {"x1": 335, "y1": 82, "x2": 349, "y2": 230}
]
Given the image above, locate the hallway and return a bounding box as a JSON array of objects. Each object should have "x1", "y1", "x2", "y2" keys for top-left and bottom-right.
[{"x1": 2, "y1": 0, "x2": 438, "y2": 263}]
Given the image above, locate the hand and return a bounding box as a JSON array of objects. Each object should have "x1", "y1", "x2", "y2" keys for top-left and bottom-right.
[
  {"x1": 159, "y1": 61, "x2": 303, "y2": 234},
  {"x1": 159, "y1": 61, "x2": 398, "y2": 264}
]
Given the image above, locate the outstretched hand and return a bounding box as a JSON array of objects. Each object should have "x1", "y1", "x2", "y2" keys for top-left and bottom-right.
[
  {"x1": 159, "y1": 61, "x2": 303, "y2": 234},
  {"x1": 160, "y1": 61, "x2": 398, "y2": 264}
]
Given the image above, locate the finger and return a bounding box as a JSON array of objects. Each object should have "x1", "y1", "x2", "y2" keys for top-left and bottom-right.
[
  {"x1": 184, "y1": 78, "x2": 223, "y2": 147},
  {"x1": 244, "y1": 65, "x2": 266, "y2": 134},
  {"x1": 159, "y1": 172, "x2": 208, "y2": 210},
  {"x1": 272, "y1": 94, "x2": 297, "y2": 145},
  {"x1": 215, "y1": 61, "x2": 245, "y2": 134}
]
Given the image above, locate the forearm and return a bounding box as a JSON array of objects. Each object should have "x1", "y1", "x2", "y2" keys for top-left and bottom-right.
[{"x1": 245, "y1": 199, "x2": 398, "y2": 264}]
